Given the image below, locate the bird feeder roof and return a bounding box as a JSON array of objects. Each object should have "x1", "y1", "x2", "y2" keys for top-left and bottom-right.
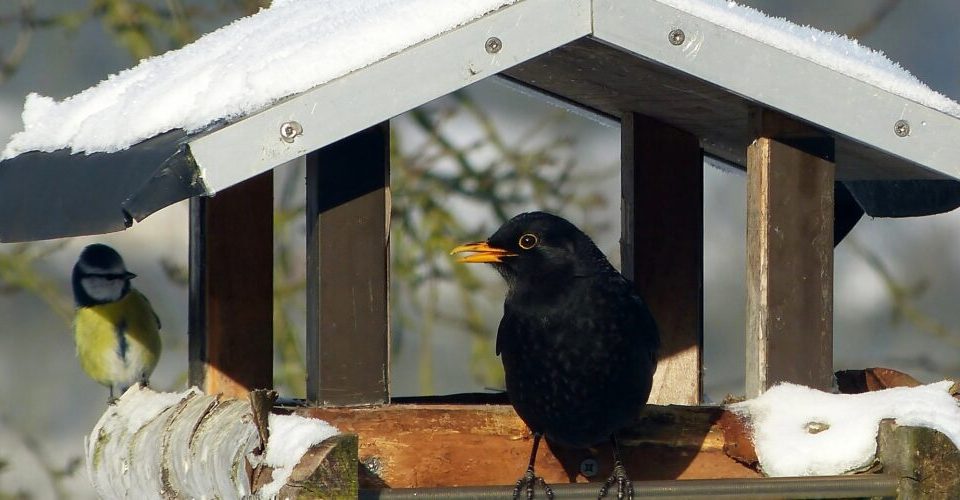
[{"x1": 2, "y1": 0, "x2": 959, "y2": 242}]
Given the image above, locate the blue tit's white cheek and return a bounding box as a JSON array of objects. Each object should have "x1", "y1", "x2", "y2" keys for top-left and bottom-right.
[{"x1": 81, "y1": 276, "x2": 125, "y2": 302}]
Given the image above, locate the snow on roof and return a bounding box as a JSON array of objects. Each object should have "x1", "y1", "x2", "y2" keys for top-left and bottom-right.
[
  {"x1": 661, "y1": 0, "x2": 960, "y2": 118},
  {"x1": 732, "y1": 381, "x2": 960, "y2": 477},
  {"x1": 2, "y1": 0, "x2": 958, "y2": 161},
  {"x1": 0, "y1": 0, "x2": 516, "y2": 160}
]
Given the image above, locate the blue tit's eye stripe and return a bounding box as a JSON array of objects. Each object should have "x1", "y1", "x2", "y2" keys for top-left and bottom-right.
[{"x1": 85, "y1": 273, "x2": 130, "y2": 279}]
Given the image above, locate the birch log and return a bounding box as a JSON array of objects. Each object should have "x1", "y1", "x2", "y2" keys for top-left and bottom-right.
[{"x1": 84, "y1": 385, "x2": 353, "y2": 499}]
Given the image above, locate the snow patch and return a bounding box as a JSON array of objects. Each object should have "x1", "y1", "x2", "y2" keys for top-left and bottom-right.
[
  {"x1": 258, "y1": 413, "x2": 339, "y2": 499},
  {"x1": 732, "y1": 381, "x2": 960, "y2": 477},
  {"x1": 112, "y1": 383, "x2": 198, "y2": 431}
]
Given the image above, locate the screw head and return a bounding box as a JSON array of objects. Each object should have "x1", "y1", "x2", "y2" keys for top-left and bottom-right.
[
  {"x1": 579, "y1": 458, "x2": 599, "y2": 477},
  {"x1": 485, "y1": 36, "x2": 502, "y2": 54},
  {"x1": 669, "y1": 28, "x2": 685, "y2": 46},
  {"x1": 280, "y1": 121, "x2": 303, "y2": 143},
  {"x1": 894, "y1": 119, "x2": 910, "y2": 137},
  {"x1": 362, "y1": 456, "x2": 383, "y2": 475}
]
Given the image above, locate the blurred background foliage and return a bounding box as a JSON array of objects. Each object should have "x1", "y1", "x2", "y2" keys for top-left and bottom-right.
[
  {"x1": 0, "y1": 3, "x2": 611, "y2": 496},
  {"x1": 0, "y1": 0, "x2": 959, "y2": 497},
  {"x1": 1, "y1": 0, "x2": 611, "y2": 399}
]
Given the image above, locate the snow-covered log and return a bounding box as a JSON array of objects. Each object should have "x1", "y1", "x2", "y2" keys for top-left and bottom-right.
[
  {"x1": 84, "y1": 385, "x2": 354, "y2": 499},
  {"x1": 731, "y1": 381, "x2": 960, "y2": 477}
]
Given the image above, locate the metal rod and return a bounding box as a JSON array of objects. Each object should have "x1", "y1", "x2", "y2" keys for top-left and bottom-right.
[{"x1": 359, "y1": 475, "x2": 899, "y2": 499}]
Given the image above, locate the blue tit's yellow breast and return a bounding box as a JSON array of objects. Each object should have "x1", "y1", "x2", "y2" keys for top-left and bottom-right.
[{"x1": 74, "y1": 289, "x2": 161, "y2": 387}]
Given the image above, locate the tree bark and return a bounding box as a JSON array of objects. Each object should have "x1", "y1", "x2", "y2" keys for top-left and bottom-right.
[{"x1": 85, "y1": 385, "x2": 356, "y2": 499}]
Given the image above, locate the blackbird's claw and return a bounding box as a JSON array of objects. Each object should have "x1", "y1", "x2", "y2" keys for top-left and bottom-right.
[
  {"x1": 513, "y1": 467, "x2": 554, "y2": 500},
  {"x1": 513, "y1": 432, "x2": 554, "y2": 499},
  {"x1": 597, "y1": 462, "x2": 633, "y2": 500}
]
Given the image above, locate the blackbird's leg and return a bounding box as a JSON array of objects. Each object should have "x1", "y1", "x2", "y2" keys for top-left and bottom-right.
[
  {"x1": 513, "y1": 432, "x2": 554, "y2": 500},
  {"x1": 598, "y1": 435, "x2": 633, "y2": 500}
]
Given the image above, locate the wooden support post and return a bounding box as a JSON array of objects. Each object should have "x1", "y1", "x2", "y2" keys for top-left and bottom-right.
[
  {"x1": 746, "y1": 111, "x2": 835, "y2": 397},
  {"x1": 879, "y1": 420, "x2": 960, "y2": 498},
  {"x1": 189, "y1": 171, "x2": 274, "y2": 398},
  {"x1": 306, "y1": 123, "x2": 390, "y2": 406},
  {"x1": 621, "y1": 113, "x2": 704, "y2": 405}
]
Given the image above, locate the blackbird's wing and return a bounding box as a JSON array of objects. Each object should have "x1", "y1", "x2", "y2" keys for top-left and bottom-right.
[
  {"x1": 495, "y1": 307, "x2": 515, "y2": 356},
  {"x1": 627, "y1": 289, "x2": 660, "y2": 365}
]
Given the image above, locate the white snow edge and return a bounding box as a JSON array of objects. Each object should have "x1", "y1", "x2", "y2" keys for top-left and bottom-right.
[
  {"x1": 0, "y1": 0, "x2": 517, "y2": 160},
  {"x1": 731, "y1": 381, "x2": 960, "y2": 477},
  {"x1": 257, "y1": 413, "x2": 340, "y2": 499},
  {"x1": 659, "y1": 0, "x2": 960, "y2": 118},
  {"x1": 3, "y1": 0, "x2": 959, "y2": 161}
]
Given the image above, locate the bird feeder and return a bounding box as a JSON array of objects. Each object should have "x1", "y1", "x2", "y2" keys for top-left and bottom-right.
[{"x1": 2, "y1": 0, "x2": 959, "y2": 495}]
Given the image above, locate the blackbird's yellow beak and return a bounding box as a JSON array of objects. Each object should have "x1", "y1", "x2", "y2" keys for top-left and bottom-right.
[{"x1": 450, "y1": 241, "x2": 517, "y2": 263}]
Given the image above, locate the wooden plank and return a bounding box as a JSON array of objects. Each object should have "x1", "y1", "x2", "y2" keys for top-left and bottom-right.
[
  {"x1": 621, "y1": 113, "x2": 703, "y2": 405},
  {"x1": 298, "y1": 404, "x2": 758, "y2": 489},
  {"x1": 745, "y1": 134, "x2": 834, "y2": 397},
  {"x1": 305, "y1": 122, "x2": 390, "y2": 406},
  {"x1": 189, "y1": 171, "x2": 274, "y2": 397}
]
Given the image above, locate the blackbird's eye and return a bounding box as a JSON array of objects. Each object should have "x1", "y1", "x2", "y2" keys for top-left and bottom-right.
[{"x1": 518, "y1": 233, "x2": 538, "y2": 250}]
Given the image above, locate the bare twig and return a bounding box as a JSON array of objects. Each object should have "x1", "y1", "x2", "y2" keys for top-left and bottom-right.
[
  {"x1": 847, "y1": 0, "x2": 902, "y2": 39},
  {"x1": 0, "y1": 0, "x2": 36, "y2": 85},
  {"x1": 847, "y1": 238, "x2": 960, "y2": 348}
]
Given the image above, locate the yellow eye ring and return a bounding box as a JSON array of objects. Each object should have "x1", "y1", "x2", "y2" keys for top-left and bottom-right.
[{"x1": 518, "y1": 233, "x2": 538, "y2": 250}]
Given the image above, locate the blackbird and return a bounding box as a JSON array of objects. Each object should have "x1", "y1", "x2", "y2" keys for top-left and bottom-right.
[{"x1": 451, "y1": 212, "x2": 659, "y2": 500}]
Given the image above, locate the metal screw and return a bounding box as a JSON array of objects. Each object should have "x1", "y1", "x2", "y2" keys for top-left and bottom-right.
[
  {"x1": 280, "y1": 121, "x2": 303, "y2": 143},
  {"x1": 362, "y1": 456, "x2": 383, "y2": 475},
  {"x1": 894, "y1": 119, "x2": 910, "y2": 137},
  {"x1": 485, "y1": 36, "x2": 502, "y2": 54},
  {"x1": 579, "y1": 458, "x2": 599, "y2": 477},
  {"x1": 669, "y1": 28, "x2": 685, "y2": 46}
]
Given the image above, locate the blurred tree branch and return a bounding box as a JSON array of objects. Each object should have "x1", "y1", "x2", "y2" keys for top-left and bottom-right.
[
  {"x1": 0, "y1": 421, "x2": 82, "y2": 500},
  {"x1": 847, "y1": 0, "x2": 902, "y2": 39},
  {"x1": 391, "y1": 93, "x2": 608, "y2": 390},
  {"x1": 848, "y1": 238, "x2": 960, "y2": 349},
  {"x1": 0, "y1": 1, "x2": 35, "y2": 85},
  {"x1": 0, "y1": 242, "x2": 72, "y2": 323},
  {"x1": 0, "y1": 0, "x2": 270, "y2": 70}
]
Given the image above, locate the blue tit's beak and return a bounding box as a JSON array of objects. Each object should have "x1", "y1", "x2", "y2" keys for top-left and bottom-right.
[{"x1": 125, "y1": 271, "x2": 137, "y2": 279}]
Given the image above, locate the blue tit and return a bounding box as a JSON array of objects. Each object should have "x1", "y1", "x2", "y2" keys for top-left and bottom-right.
[{"x1": 72, "y1": 243, "x2": 162, "y2": 400}]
